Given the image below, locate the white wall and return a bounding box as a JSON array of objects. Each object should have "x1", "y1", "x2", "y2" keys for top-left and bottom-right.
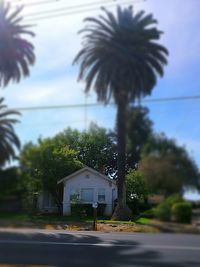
[{"x1": 63, "y1": 169, "x2": 117, "y2": 216}]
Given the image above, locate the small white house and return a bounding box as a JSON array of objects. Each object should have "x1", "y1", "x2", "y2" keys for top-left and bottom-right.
[{"x1": 57, "y1": 166, "x2": 118, "y2": 216}]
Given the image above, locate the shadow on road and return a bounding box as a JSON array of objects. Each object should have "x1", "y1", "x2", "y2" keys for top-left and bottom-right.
[{"x1": 0, "y1": 230, "x2": 198, "y2": 267}]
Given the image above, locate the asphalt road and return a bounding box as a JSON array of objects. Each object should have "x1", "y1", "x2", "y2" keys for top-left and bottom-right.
[{"x1": 0, "y1": 228, "x2": 200, "y2": 267}]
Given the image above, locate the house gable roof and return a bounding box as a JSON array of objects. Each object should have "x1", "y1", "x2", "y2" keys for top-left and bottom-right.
[{"x1": 57, "y1": 166, "x2": 116, "y2": 185}]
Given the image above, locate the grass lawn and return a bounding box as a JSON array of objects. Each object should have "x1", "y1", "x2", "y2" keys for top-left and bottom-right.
[
  {"x1": 135, "y1": 217, "x2": 151, "y2": 225},
  {"x1": 97, "y1": 219, "x2": 135, "y2": 225},
  {"x1": 97, "y1": 218, "x2": 150, "y2": 225},
  {"x1": 0, "y1": 212, "x2": 197, "y2": 234},
  {"x1": 0, "y1": 212, "x2": 91, "y2": 223},
  {"x1": 0, "y1": 212, "x2": 150, "y2": 225}
]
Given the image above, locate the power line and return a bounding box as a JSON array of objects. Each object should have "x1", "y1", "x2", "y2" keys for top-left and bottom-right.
[
  {"x1": 24, "y1": 0, "x2": 117, "y2": 17},
  {"x1": 24, "y1": 0, "x2": 145, "y2": 22},
  {"x1": 14, "y1": 95, "x2": 200, "y2": 112},
  {"x1": 10, "y1": 0, "x2": 60, "y2": 8},
  {"x1": 16, "y1": 102, "x2": 102, "y2": 111},
  {"x1": 142, "y1": 95, "x2": 200, "y2": 103}
]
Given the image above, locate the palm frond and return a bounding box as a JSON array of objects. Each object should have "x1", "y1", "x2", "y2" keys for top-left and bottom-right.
[
  {"x1": 0, "y1": 98, "x2": 20, "y2": 166},
  {"x1": 74, "y1": 5, "x2": 168, "y2": 104},
  {"x1": 0, "y1": 1, "x2": 35, "y2": 87}
]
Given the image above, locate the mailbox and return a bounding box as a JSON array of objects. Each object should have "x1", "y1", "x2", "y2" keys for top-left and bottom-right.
[{"x1": 92, "y1": 202, "x2": 98, "y2": 209}]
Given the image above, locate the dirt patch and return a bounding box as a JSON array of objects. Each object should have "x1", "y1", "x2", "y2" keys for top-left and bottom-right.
[
  {"x1": 97, "y1": 223, "x2": 159, "y2": 233},
  {"x1": 0, "y1": 219, "x2": 200, "y2": 234}
]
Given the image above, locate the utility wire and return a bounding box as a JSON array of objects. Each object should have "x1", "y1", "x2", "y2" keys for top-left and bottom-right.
[
  {"x1": 24, "y1": 0, "x2": 145, "y2": 22},
  {"x1": 9, "y1": 0, "x2": 60, "y2": 8},
  {"x1": 24, "y1": 0, "x2": 117, "y2": 17},
  {"x1": 142, "y1": 95, "x2": 200, "y2": 103},
  {"x1": 14, "y1": 95, "x2": 200, "y2": 112}
]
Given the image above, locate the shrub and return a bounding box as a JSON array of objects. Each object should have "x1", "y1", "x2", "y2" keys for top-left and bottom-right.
[
  {"x1": 97, "y1": 204, "x2": 106, "y2": 216},
  {"x1": 165, "y1": 194, "x2": 184, "y2": 208},
  {"x1": 154, "y1": 194, "x2": 186, "y2": 222},
  {"x1": 140, "y1": 208, "x2": 155, "y2": 219},
  {"x1": 171, "y1": 202, "x2": 192, "y2": 223},
  {"x1": 71, "y1": 203, "x2": 106, "y2": 217},
  {"x1": 127, "y1": 200, "x2": 140, "y2": 215},
  {"x1": 138, "y1": 201, "x2": 152, "y2": 212},
  {"x1": 154, "y1": 202, "x2": 171, "y2": 221},
  {"x1": 127, "y1": 199, "x2": 151, "y2": 216},
  {"x1": 71, "y1": 203, "x2": 93, "y2": 217}
]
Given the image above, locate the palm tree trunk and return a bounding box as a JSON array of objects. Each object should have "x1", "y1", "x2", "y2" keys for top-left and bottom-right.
[
  {"x1": 117, "y1": 99, "x2": 126, "y2": 207},
  {"x1": 112, "y1": 96, "x2": 132, "y2": 220}
]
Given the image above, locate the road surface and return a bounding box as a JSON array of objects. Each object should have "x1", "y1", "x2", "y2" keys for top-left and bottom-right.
[{"x1": 0, "y1": 228, "x2": 199, "y2": 267}]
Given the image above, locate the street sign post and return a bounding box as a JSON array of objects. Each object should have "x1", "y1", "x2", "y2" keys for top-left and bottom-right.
[{"x1": 92, "y1": 202, "x2": 98, "y2": 231}]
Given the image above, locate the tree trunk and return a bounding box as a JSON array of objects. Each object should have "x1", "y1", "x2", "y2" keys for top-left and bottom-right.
[
  {"x1": 52, "y1": 189, "x2": 63, "y2": 215},
  {"x1": 112, "y1": 96, "x2": 132, "y2": 221}
]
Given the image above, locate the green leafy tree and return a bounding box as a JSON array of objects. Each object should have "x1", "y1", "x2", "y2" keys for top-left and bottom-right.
[
  {"x1": 0, "y1": 98, "x2": 20, "y2": 166},
  {"x1": 74, "y1": 6, "x2": 168, "y2": 220},
  {"x1": 20, "y1": 139, "x2": 83, "y2": 213},
  {"x1": 54, "y1": 123, "x2": 117, "y2": 177},
  {"x1": 126, "y1": 107, "x2": 153, "y2": 168},
  {"x1": 126, "y1": 169, "x2": 148, "y2": 202},
  {"x1": 125, "y1": 169, "x2": 149, "y2": 214},
  {"x1": 0, "y1": 167, "x2": 22, "y2": 199},
  {"x1": 139, "y1": 134, "x2": 200, "y2": 195},
  {"x1": 0, "y1": 1, "x2": 35, "y2": 86},
  {"x1": 110, "y1": 106, "x2": 153, "y2": 172}
]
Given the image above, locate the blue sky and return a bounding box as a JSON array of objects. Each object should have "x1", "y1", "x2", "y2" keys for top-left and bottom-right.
[{"x1": 2, "y1": 0, "x2": 200, "y2": 198}]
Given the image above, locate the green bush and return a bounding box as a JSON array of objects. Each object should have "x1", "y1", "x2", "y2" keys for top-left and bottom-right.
[
  {"x1": 154, "y1": 194, "x2": 186, "y2": 222},
  {"x1": 154, "y1": 202, "x2": 171, "y2": 221},
  {"x1": 71, "y1": 203, "x2": 93, "y2": 217},
  {"x1": 140, "y1": 208, "x2": 155, "y2": 219},
  {"x1": 165, "y1": 194, "x2": 184, "y2": 208},
  {"x1": 127, "y1": 199, "x2": 152, "y2": 216},
  {"x1": 138, "y1": 201, "x2": 152, "y2": 212},
  {"x1": 96, "y1": 204, "x2": 106, "y2": 216},
  {"x1": 127, "y1": 200, "x2": 140, "y2": 215},
  {"x1": 71, "y1": 203, "x2": 106, "y2": 217},
  {"x1": 171, "y1": 202, "x2": 192, "y2": 223}
]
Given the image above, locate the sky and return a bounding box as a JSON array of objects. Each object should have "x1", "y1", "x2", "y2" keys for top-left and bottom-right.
[{"x1": 2, "y1": 0, "x2": 200, "y2": 199}]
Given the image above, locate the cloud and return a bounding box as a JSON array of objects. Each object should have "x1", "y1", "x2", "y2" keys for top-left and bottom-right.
[{"x1": 2, "y1": 73, "x2": 86, "y2": 107}]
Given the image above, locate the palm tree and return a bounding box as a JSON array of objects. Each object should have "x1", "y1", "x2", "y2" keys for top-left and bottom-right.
[
  {"x1": 74, "y1": 6, "x2": 168, "y2": 220},
  {"x1": 0, "y1": 1, "x2": 35, "y2": 87},
  {"x1": 0, "y1": 97, "x2": 20, "y2": 166}
]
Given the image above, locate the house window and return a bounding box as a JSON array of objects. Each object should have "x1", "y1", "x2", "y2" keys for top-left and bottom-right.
[
  {"x1": 70, "y1": 189, "x2": 79, "y2": 202},
  {"x1": 98, "y1": 188, "x2": 105, "y2": 202},
  {"x1": 81, "y1": 188, "x2": 94, "y2": 202}
]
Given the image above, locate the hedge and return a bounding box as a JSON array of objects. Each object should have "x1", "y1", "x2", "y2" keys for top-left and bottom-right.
[
  {"x1": 165, "y1": 194, "x2": 184, "y2": 208},
  {"x1": 154, "y1": 202, "x2": 171, "y2": 221},
  {"x1": 140, "y1": 208, "x2": 155, "y2": 219},
  {"x1": 71, "y1": 203, "x2": 106, "y2": 217},
  {"x1": 171, "y1": 202, "x2": 192, "y2": 223}
]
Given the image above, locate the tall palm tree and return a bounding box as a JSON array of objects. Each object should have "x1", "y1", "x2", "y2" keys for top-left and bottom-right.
[
  {"x1": 74, "y1": 6, "x2": 168, "y2": 220},
  {"x1": 0, "y1": 97, "x2": 20, "y2": 166},
  {"x1": 0, "y1": 1, "x2": 35, "y2": 87}
]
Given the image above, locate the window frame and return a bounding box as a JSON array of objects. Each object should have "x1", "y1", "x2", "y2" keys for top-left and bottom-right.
[
  {"x1": 98, "y1": 188, "x2": 106, "y2": 203},
  {"x1": 80, "y1": 188, "x2": 94, "y2": 203}
]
